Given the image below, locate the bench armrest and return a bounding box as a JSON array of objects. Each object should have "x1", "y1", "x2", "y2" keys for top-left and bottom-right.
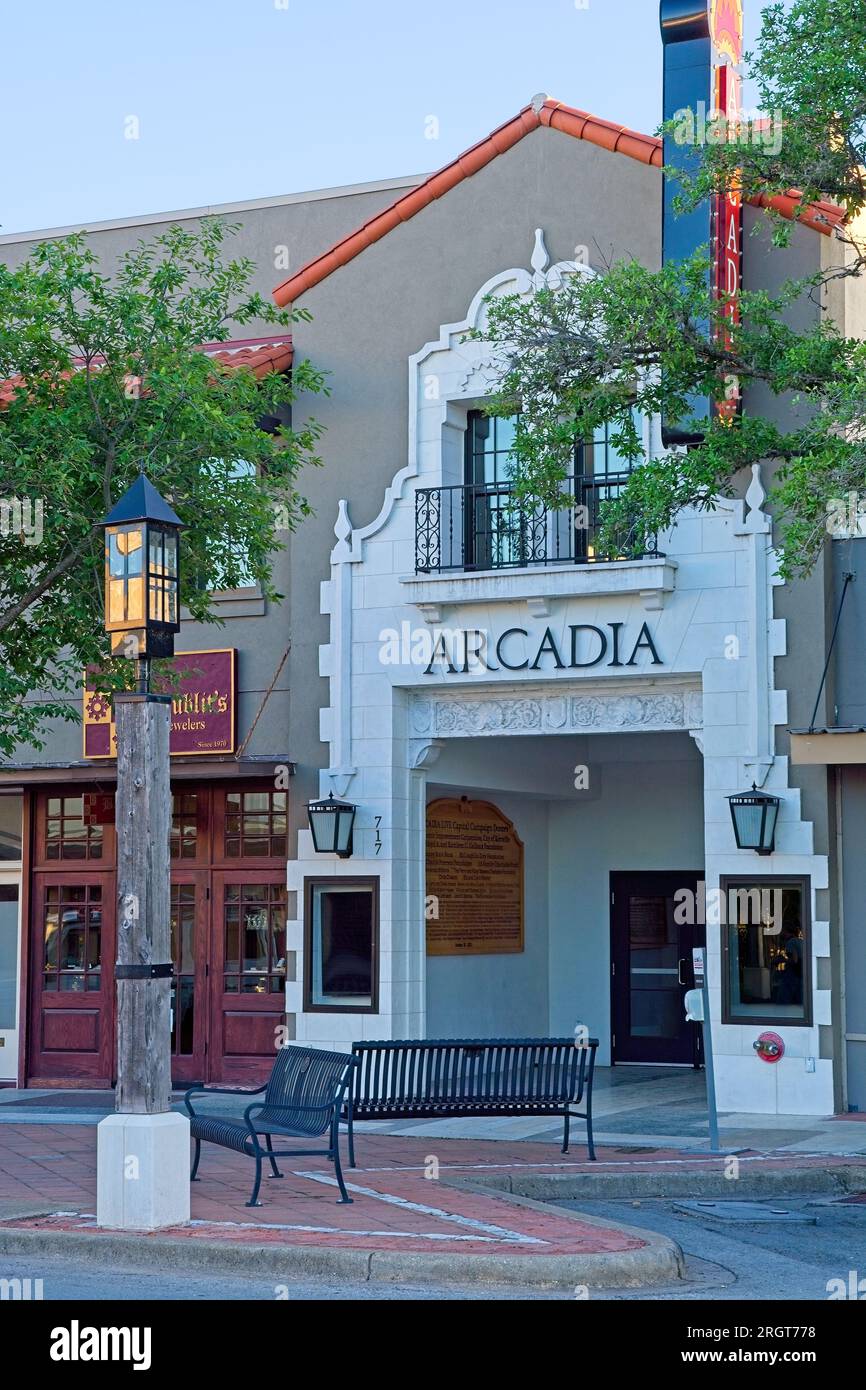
[
  {"x1": 184, "y1": 1082, "x2": 267, "y2": 1117},
  {"x1": 246, "y1": 1097, "x2": 341, "y2": 1123}
]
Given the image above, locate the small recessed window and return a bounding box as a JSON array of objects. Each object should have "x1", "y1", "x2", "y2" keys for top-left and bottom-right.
[
  {"x1": 721, "y1": 877, "x2": 811, "y2": 1026},
  {"x1": 209, "y1": 459, "x2": 258, "y2": 591},
  {"x1": 305, "y1": 879, "x2": 378, "y2": 1013}
]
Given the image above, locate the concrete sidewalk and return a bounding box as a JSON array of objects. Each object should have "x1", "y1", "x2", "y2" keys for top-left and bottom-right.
[
  {"x1": 0, "y1": 1117, "x2": 864, "y2": 1290},
  {"x1": 3, "y1": 1066, "x2": 864, "y2": 1154}
]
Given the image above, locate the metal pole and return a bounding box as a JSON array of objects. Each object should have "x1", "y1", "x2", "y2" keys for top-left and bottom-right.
[{"x1": 700, "y1": 954, "x2": 721, "y2": 1153}]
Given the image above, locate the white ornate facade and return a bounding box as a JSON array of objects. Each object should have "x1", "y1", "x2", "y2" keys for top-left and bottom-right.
[{"x1": 285, "y1": 237, "x2": 832, "y2": 1116}]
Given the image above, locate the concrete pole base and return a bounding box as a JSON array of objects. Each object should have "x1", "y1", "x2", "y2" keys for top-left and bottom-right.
[{"x1": 97, "y1": 1111, "x2": 191, "y2": 1230}]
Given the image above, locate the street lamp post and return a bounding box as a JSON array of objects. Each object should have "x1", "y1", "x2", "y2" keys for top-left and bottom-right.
[{"x1": 96, "y1": 473, "x2": 191, "y2": 1230}]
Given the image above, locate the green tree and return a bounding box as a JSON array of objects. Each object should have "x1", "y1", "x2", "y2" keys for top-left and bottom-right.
[
  {"x1": 0, "y1": 219, "x2": 325, "y2": 755},
  {"x1": 480, "y1": 0, "x2": 866, "y2": 577}
]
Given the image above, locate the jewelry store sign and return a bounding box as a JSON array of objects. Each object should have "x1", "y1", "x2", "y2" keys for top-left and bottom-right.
[{"x1": 83, "y1": 649, "x2": 236, "y2": 758}]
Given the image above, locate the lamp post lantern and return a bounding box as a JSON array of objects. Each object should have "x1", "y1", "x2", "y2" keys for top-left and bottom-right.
[
  {"x1": 96, "y1": 473, "x2": 190, "y2": 1231},
  {"x1": 103, "y1": 471, "x2": 183, "y2": 690}
]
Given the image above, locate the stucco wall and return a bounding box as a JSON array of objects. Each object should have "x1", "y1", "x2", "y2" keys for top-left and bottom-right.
[
  {"x1": 287, "y1": 126, "x2": 663, "y2": 838},
  {"x1": 0, "y1": 178, "x2": 418, "y2": 770}
]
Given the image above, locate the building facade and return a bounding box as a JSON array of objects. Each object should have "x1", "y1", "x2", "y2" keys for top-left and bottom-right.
[{"x1": 0, "y1": 92, "x2": 862, "y2": 1117}]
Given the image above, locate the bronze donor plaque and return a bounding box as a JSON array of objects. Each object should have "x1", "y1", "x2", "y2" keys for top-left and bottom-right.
[{"x1": 426, "y1": 796, "x2": 524, "y2": 956}]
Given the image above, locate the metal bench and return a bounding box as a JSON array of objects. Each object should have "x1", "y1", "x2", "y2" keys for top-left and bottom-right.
[
  {"x1": 184, "y1": 1044, "x2": 357, "y2": 1207},
  {"x1": 344, "y1": 1037, "x2": 597, "y2": 1166}
]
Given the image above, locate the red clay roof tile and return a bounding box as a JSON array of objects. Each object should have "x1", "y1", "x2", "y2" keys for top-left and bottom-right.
[
  {"x1": 272, "y1": 95, "x2": 843, "y2": 306},
  {"x1": 0, "y1": 335, "x2": 293, "y2": 410}
]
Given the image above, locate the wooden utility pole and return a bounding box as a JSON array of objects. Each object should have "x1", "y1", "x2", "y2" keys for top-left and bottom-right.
[
  {"x1": 96, "y1": 680, "x2": 190, "y2": 1229},
  {"x1": 113, "y1": 690, "x2": 173, "y2": 1113}
]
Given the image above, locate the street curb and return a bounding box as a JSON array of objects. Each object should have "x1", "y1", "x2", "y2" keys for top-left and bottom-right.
[
  {"x1": 0, "y1": 1221, "x2": 683, "y2": 1290},
  {"x1": 458, "y1": 1161, "x2": 866, "y2": 1203}
]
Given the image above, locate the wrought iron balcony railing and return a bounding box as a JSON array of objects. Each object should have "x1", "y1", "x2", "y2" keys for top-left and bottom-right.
[{"x1": 414, "y1": 476, "x2": 660, "y2": 574}]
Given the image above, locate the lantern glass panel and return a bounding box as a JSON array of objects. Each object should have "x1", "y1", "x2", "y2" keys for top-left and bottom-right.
[
  {"x1": 308, "y1": 807, "x2": 332, "y2": 854},
  {"x1": 127, "y1": 575, "x2": 144, "y2": 622},
  {"x1": 335, "y1": 806, "x2": 354, "y2": 854},
  {"x1": 142, "y1": 526, "x2": 181, "y2": 627},
  {"x1": 734, "y1": 802, "x2": 765, "y2": 849},
  {"x1": 761, "y1": 800, "x2": 780, "y2": 851},
  {"x1": 107, "y1": 528, "x2": 145, "y2": 625}
]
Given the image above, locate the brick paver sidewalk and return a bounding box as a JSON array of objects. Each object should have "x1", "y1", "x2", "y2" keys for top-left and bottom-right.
[{"x1": 0, "y1": 1124, "x2": 860, "y2": 1262}]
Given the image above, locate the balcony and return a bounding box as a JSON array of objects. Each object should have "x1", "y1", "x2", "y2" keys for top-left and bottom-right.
[
  {"x1": 404, "y1": 477, "x2": 676, "y2": 619},
  {"x1": 414, "y1": 476, "x2": 660, "y2": 574}
]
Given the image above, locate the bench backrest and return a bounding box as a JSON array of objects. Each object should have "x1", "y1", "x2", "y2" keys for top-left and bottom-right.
[
  {"x1": 351, "y1": 1038, "x2": 597, "y2": 1106},
  {"x1": 265, "y1": 1044, "x2": 355, "y2": 1114}
]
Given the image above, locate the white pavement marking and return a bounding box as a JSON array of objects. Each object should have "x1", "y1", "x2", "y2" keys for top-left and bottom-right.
[
  {"x1": 187, "y1": 1219, "x2": 514, "y2": 1243},
  {"x1": 294, "y1": 1171, "x2": 545, "y2": 1245},
  {"x1": 349, "y1": 1152, "x2": 852, "y2": 1173},
  {"x1": 47, "y1": 1213, "x2": 517, "y2": 1244}
]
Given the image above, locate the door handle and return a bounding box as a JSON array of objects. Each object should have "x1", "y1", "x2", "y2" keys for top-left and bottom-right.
[{"x1": 677, "y1": 957, "x2": 687, "y2": 986}]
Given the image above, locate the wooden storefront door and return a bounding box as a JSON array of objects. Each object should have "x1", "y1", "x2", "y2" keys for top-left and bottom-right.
[
  {"x1": 210, "y1": 870, "x2": 289, "y2": 1084},
  {"x1": 27, "y1": 784, "x2": 289, "y2": 1088},
  {"x1": 29, "y1": 871, "x2": 116, "y2": 1085}
]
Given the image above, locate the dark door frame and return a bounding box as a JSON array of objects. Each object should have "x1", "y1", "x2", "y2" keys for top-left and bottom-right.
[{"x1": 610, "y1": 870, "x2": 705, "y2": 1067}]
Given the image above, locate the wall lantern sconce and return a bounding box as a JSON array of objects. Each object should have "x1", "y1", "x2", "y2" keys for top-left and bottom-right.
[
  {"x1": 727, "y1": 784, "x2": 780, "y2": 855},
  {"x1": 101, "y1": 473, "x2": 184, "y2": 665},
  {"x1": 307, "y1": 793, "x2": 357, "y2": 858}
]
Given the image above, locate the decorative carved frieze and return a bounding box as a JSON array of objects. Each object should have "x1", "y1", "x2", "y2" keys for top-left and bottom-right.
[{"x1": 410, "y1": 684, "x2": 702, "y2": 738}]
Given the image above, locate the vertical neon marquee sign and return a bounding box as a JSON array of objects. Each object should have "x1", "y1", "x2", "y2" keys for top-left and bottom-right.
[{"x1": 710, "y1": 0, "x2": 744, "y2": 420}]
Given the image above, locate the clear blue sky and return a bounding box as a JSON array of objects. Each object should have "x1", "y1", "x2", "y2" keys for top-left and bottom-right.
[{"x1": 1, "y1": 0, "x2": 766, "y2": 235}]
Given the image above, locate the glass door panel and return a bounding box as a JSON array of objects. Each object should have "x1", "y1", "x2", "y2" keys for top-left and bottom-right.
[{"x1": 169, "y1": 870, "x2": 208, "y2": 1084}]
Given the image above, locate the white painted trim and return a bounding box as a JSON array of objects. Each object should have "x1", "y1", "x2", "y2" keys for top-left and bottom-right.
[{"x1": 0, "y1": 174, "x2": 427, "y2": 245}]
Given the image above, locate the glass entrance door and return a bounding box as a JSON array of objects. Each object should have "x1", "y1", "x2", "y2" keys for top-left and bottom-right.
[
  {"x1": 0, "y1": 875, "x2": 21, "y2": 1081},
  {"x1": 610, "y1": 871, "x2": 704, "y2": 1065}
]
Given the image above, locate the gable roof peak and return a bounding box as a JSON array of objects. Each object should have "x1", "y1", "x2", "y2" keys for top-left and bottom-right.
[{"x1": 272, "y1": 96, "x2": 845, "y2": 308}]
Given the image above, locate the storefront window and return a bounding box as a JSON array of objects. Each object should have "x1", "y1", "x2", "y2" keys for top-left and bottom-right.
[
  {"x1": 0, "y1": 885, "x2": 19, "y2": 1029},
  {"x1": 0, "y1": 796, "x2": 22, "y2": 861},
  {"x1": 170, "y1": 883, "x2": 196, "y2": 1053},
  {"x1": 45, "y1": 795, "x2": 105, "y2": 861},
  {"x1": 171, "y1": 792, "x2": 199, "y2": 860},
  {"x1": 721, "y1": 877, "x2": 811, "y2": 1025},
  {"x1": 224, "y1": 790, "x2": 287, "y2": 858},
  {"x1": 223, "y1": 882, "x2": 287, "y2": 994},
  {"x1": 305, "y1": 879, "x2": 378, "y2": 1012},
  {"x1": 42, "y1": 883, "x2": 103, "y2": 992}
]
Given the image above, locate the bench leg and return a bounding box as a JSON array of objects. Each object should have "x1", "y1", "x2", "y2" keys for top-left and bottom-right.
[
  {"x1": 190, "y1": 1137, "x2": 202, "y2": 1181},
  {"x1": 586, "y1": 1095, "x2": 596, "y2": 1162},
  {"x1": 332, "y1": 1113, "x2": 352, "y2": 1204},
  {"x1": 246, "y1": 1156, "x2": 264, "y2": 1207},
  {"x1": 562, "y1": 1107, "x2": 570, "y2": 1155},
  {"x1": 347, "y1": 1108, "x2": 356, "y2": 1169},
  {"x1": 264, "y1": 1134, "x2": 283, "y2": 1179}
]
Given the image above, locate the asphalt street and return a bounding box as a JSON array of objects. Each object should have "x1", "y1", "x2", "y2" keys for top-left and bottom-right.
[{"x1": 1, "y1": 1195, "x2": 863, "y2": 1301}]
